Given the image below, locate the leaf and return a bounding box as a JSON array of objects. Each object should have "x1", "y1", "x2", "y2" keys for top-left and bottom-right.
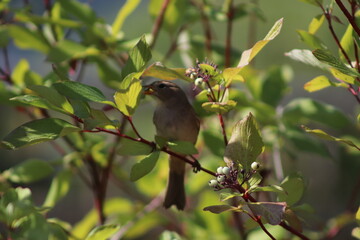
[
  {"x1": 57, "y1": 0, "x2": 97, "y2": 24},
  {"x1": 121, "y1": 35, "x2": 152, "y2": 80},
  {"x1": 339, "y1": 24, "x2": 354, "y2": 62},
  {"x1": 329, "y1": 68, "x2": 356, "y2": 84},
  {"x1": 248, "y1": 185, "x2": 286, "y2": 194},
  {"x1": 285, "y1": 49, "x2": 328, "y2": 70},
  {"x1": 238, "y1": 18, "x2": 283, "y2": 67},
  {"x1": 28, "y1": 85, "x2": 74, "y2": 113},
  {"x1": 308, "y1": 14, "x2": 325, "y2": 34},
  {"x1": 219, "y1": 192, "x2": 243, "y2": 202},
  {"x1": 3, "y1": 159, "x2": 54, "y2": 184},
  {"x1": 114, "y1": 76, "x2": 142, "y2": 116},
  {"x1": 222, "y1": 68, "x2": 245, "y2": 86},
  {"x1": 312, "y1": 49, "x2": 360, "y2": 77},
  {"x1": 159, "y1": 231, "x2": 182, "y2": 240},
  {"x1": 296, "y1": 30, "x2": 327, "y2": 49},
  {"x1": 8, "y1": 25, "x2": 50, "y2": 53},
  {"x1": 203, "y1": 205, "x2": 235, "y2": 214},
  {"x1": 283, "y1": 98, "x2": 351, "y2": 130},
  {"x1": 11, "y1": 59, "x2": 42, "y2": 87},
  {"x1": 356, "y1": 207, "x2": 360, "y2": 225},
  {"x1": 117, "y1": 138, "x2": 153, "y2": 156},
  {"x1": 85, "y1": 224, "x2": 120, "y2": 240},
  {"x1": 302, "y1": 126, "x2": 360, "y2": 151},
  {"x1": 304, "y1": 75, "x2": 334, "y2": 92},
  {"x1": 202, "y1": 100, "x2": 237, "y2": 114},
  {"x1": 167, "y1": 140, "x2": 198, "y2": 155},
  {"x1": 277, "y1": 174, "x2": 304, "y2": 206},
  {"x1": 52, "y1": 81, "x2": 106, "y2": 103},
  {"x1": 112, "y1": 0, "x2": 141, "y2": 36},
  {"x1": 142, "y1": 63, "x2": 191, "y2": 82},
  {"x1": 284, "y1": 208, "x2": 303, "y2": 233},
  {"x1": 43, "y1": 170, "x2": 72, "y2": 208},
  {"x1": 130, "y1": 151, "x2": 160, "y2": 181},
  {"x1": 247, "y1": 202, "x2": 286, "y2": 225},
  {"x1": 1, "y1": 118, "x2": 80, "y2": 149},
  {"x1": 47, "y1": 40, "x2": 99, "y2": 63},
  {"x1": 10, "y1": 95, "x2": 67, "y2": 113},
  {"x1": 94, "y1": 57, "x2": 122, "y2": 89},
  {"x1": 224, "y1": 112, "x2": 264, "y2": 170},
  {"x1": 202, "y1": 130, "x2": 225, "y2": 158}
]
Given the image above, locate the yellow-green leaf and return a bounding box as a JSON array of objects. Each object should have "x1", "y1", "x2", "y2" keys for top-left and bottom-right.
[
  {"x1": 114, "y1": 76, "x2": 142, "y2": 116},
  {"x1": 202, "y1": 100, "x2": 237, "y2": 114},
  {"x1": 304, "y1": 75, "x2": 333, "y2": 92},
  {"x1": 112, "y1": 0, "x2": 141, "y2": 36},
  {"x1": 329, "y1": 68, "x2": 355, "y2": 84},
  {"x1": 308, "y1": 14, "x2": 325, "y2": 34}
]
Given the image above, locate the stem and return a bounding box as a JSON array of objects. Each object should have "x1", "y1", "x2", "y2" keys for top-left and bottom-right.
[
  {"x1": 225, "y1": 0, "x2": 234, "y2": 68},
  {"x1": 150, "y1": 0, "x2": 170, "y2": 48},
  {"x1": 127, "y1": 116, "x2": 142, "y2": 139},
  {"x1": 218, "y1": 114, "x2": 228, "y2": 145},
  {"x1": 256, "y1": 217, "x2": 276, "y2": 240},
  {"x1": 335, "y1": 0, "x2": 360, "y2": 37}
]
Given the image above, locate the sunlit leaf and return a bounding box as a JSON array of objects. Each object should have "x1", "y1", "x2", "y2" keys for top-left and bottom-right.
[
  {"x1": 329, "y1": 68, "x2": 356, "y2": 84},
  {"x1": 202, "y1": 100, "x2": 237, "y2": 114},
  {"x1": 10, "y1": 95, "x2": 65, "y2": 113},
  {"x1": 85, "y1": 224, "x2": 120, "y2": 240},
  {"x1": 114, "y1": 76, "x2": 142, "y2": 116},
  {"x1": 11, "y1": 59, "x2": 42, "y2": 87},
  {"x1": 248, "y1": 185, "x2": 286, "y2": 194},
  {"x1": 297, "y1": 30, "x2": 327, "y2": 49},
  {"x1": 130, "y1": 151, "x2": 160, "y2": 181},
  {"x1": 8, "y1": 25, "x2": 50, "y2": 53},
  {"x1": 112, "y1": 0, "x2": 141, "y2": 36},
  {"x1": 308, "y1": 14, "x2": 325, "y2": 34},
  {"x1": 219, "y1": 192, "x2": 243, "y2": 202},
  {"x1": 248, "y1": 202, "x2": 286, "y2": 225},
  {"x1": 1, "y1": 118, "x2": 80, "y2": 149},
  {"x1": 285, "y1": 49, "x2": 328, "y2": 70},
  {"x1": 339, "y1": 24, "x2": 355, "y2": 62},
  {"x1": 159, "y1": 231, "x2": 182, "y2": 240},
  {"x1": 224, "y1": 112, "x2": 264, "y2": 170},
  {"x1": 3, "y1": 159, "x2": 54, "y2": 184},
  {"x1": 302, "y1": 125, "x2": 360, "y2": 151},
  {"x1": 304, "y1": 75, "x2": 333, "y2": 92},
  {"x1": 53, "y1": 81, "x2": 106, "y2": 103},
  {"x1": 222, "y1": 68, "x2": 245, "y2": 86}
]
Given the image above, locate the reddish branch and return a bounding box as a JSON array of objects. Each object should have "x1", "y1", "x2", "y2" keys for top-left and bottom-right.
[{"x1": 150, "y1": 0, "x2": 171, "y2": 48}]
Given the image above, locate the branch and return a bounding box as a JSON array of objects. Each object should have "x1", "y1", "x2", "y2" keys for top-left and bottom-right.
[
  {"x1": 150, "y1": 0, "x2": 171, "y2": 48},
  {"x1": 335, "y1": 0, "x2": 360, "y2": 37}
]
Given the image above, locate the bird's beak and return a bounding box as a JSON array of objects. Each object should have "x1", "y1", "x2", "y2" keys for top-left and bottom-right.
[{"x1": 143, "y1": 85, "x2": 154, "y2": 95}]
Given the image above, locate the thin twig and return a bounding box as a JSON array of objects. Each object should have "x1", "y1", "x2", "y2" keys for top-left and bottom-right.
[
  {"x1": 335, "y1": 0, "x2": 360, "y2": 37},
  {"x1": 150, "y1": 0, "x2": 171, "y2": 48}
]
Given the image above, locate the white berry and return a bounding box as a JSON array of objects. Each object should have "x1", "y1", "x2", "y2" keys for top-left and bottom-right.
[
  {"x1": 209, "y1": 179, "x2": 218, "y2": 187},
  {"x1": 251, "y1": 162, "x2": 261, "y2": 170},
  {"x1": 222, "y1": 167, "x2": 230, "y2": 176}
]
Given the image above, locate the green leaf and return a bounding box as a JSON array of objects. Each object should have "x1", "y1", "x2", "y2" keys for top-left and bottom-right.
[
  {"x1": 285, "y1": 49, "x2": 328, "y2": 70},
  {"x1": 308, "y1": 14, "x2": 325, "y2": 34},
  {"x1": 238, "y1": 18, "x2": 283, "y2": 67},
  {"x1": 203, "y1": 205, "x2": 235, "y2": 214},
  {"x1": 329, "y1": 68, "x2": 356, "y2": 84},
  {"x1": 283, "y1": 98, "x2": 351, "y2": 130},
  {"x1": 83, "y1": 108, "x2": 116, "y2": 130},
  {"x1": 85, "y1": 224, "x2": 120, "y2": 240},
  {"x1": 112, "y1": 0, "x2": 141, "y2": 36},
  {"x1": 219, "y1": 192, "x2": 243, "y2": 202},
  {"x1": 302, "y1": 126, "x2": 360, "y2": 151},
  {"x1": 47, "y1": 40, "x2": 100, "y2": 63},
  {"x1": 296, "y1": 30, "x2": 327, "y2": 49},
  {"x1": 28, "y1": 85, "x2": 74, "y2": 113},
  {"x1": 8, "y1": 25, "x2": 50, "y2": 53},
  {"x1": 1, "y1": 118, "x2": 80, "y2": 149},
  {"x1": 202, "y1": 100, "x2": 237, "y2": 114},
  {"x1": 114, "y1": 77, "x2": 142, "y2": 116},
  {"x1": 167, "y1": 140, "x2": 198, "y2": 155},
  {"x1": 43, "y1": 170, "x2": 72, "y2": 208},
  {"x1": 3, "y1": 159, "x2": 54, "y2": 184},
  {"x1": 0, "y1": 26, "x2": 10, "y2": 47},
  {"x1": 202, "y1": 130, "x2": 225, "y2": 158},
  {"x1": 121, "y1": 35, "x2": 152, "y2": 80},
  {"x1": 10, "y1": 95, "x2": 66, "y2": 113},
  {"x1": 247, "y1": 202, "x2": 286, "y2": 225},
  {"x1": 130, "y1": 151, "x2": 160, "y2": 181},
  {"x1": 11, "y1": 59, "x2": 42, "y2": 87},
  {"x1": 224, "y1": 112, "x2": 264, "y2": 170},
  {"x1": 15, "y1": 11, "x2": 81, "y2": 28},
  {"x1": 304, "y1": 75, "x2": 333, "y2": 92},
  {"x1": 278, "y1": 174, "x2": 305, "y2": 206},
  {"x1": 149, "y1": 0, "x2": 186, "y2": 33},
  {"x1": 222, "y1": 68, "x2": 245, "y2": 86},
  {"x1": 142, "y1": 63, "x2": 191, "y2": 82},
  {"x1": 57, "y1": 0, "x2": 97, "y2": 24},
  {"x1": 298, "y1": 0, "x2": 323, "y2": 6},
  {"x1": 71, "y1": 99, "x2": 91, "y2": 119},
  {"x1": 248, "y1": 185, "x2": 286, "y2": 194},
  {"x1": 52, "y1": 81, "x2": 106, "y2": 102},
  {"x1": 117, "y1": 138, "x2": 153, "y2": 156},
  {"x1": 159, "y1": 231, "x2": 182, "y2": 240},
  {"x1": 339, "y1": 24, "x2": 354, "y2": 62},
  {"x1": 312, "y1": 49, "x2": 360, "y2": 77}
]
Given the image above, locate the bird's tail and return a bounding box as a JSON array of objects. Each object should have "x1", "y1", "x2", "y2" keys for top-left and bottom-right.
[{"x1": 163, "y1": 156, "x2": 186, "y2": 210}]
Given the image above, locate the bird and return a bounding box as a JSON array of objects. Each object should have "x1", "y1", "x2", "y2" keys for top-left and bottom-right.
[{"x1": 144, "y1": 80, "x2": 200, "y2": 210}]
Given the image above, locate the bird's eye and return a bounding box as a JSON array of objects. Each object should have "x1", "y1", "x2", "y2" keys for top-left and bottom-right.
[{"x1": 158, "y1": 83, "x2": 166, "y2": 89}]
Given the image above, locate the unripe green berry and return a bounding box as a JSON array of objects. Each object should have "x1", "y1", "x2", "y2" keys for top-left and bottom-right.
[
  {"x1": 195, "y1": 77, "x2": 203, "y2": 86},
  {"x1": 217, "y1": 167, "x2": 223, "y2": 174},
  {"x1": 217, "y1": 175, "x2": 225, "y2": 183},
  {"x1": 222, "y1": 167, "x2": 230, "y2": 176},
  {"x1": 251, "y1": 162, "x2": 261, "y2": 171},
  {"x1": 209, "y1": 179, "x2": 218, "y2": 187}
]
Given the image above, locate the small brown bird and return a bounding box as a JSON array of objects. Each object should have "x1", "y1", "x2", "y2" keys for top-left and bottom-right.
[{"x1": 144, "y1": 81, "x2": 200, "y2": 210}]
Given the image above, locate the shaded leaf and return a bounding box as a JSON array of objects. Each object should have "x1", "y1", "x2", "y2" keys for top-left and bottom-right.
[
  {"x1": 130, "y1": 151, "x2": 160, "y2": 181},
  {"x1": 219, "y1": 192, "x2": 243, "y2": 202},
  {"x1": 8, "y1": 25, "x2": 50, "y2": 53},
  {"x1": 3, "y1": 159, "x2": 54, "y2": 184},
  {"x1": 278, "y1": 174, "x2": 304, "y2": 206},
  {"x1": 203, "y1": 205, "x2": 235, "y2": 214},
  {"x1": 297, "y1": 30, "x2": 327, "y2": 49},
  {"x1": 302, "y1": 126, "x2": 360, "y2": 151},
  {"x1": 248, "y1": 185, "x2": 286, "y2": 194},
  {"x1": 43, "y1": 170, "x2": 72, "y2": 208},
  {"x1": 53, "y1": 81, "x2": 106, "y2": 102},
  {"x1": 117, "y1": 138, "x2": 153, "y2": 156},
  {"x1": 85, "y1": 224, "x2": 120, "y2": 240},
  {"x1": 1, "y1": 118, "x2": 80, "y2": 149},
  {"x1": 284, "y1": 208, "x2": 303, "y2": 233},
  {"x1": 224, "y1": 113, "x2": 264, "y2": 170},
  {"x1": 167, "y1": 140, "x2": 198, "y2": 155},
  {"x1": 202, "y1": 130, "x2": 225, "y2": 157},
  {"x1": 57, "y1": 0, "x2": 97, "y2": 24},
  {"x1": 247, "y1": 202, "x2": 286, "y2": 225}
]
